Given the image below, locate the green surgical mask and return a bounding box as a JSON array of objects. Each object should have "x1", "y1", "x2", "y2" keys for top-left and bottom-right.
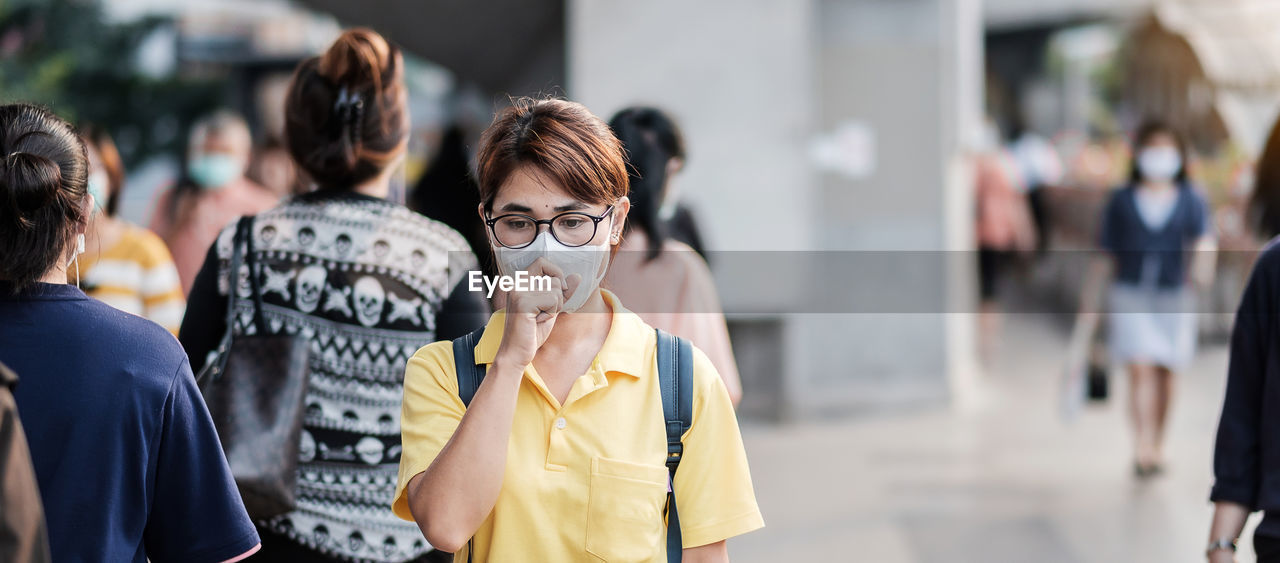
[
  {"x1": 188, "y1": 154, "x2": 242, "y2": 190},
  {"x1": 86, "y1": 171, "x2": 108, "y2": 213}
]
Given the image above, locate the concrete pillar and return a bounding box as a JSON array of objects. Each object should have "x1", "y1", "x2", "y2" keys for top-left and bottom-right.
[{"x1": 568, "y1": 0, "x2": 981, "y2": 419}]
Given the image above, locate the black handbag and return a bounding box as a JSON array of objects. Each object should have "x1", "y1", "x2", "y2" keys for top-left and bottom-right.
[{"x1": 196, "y1": 216, "x2": 311, "y2": 521}]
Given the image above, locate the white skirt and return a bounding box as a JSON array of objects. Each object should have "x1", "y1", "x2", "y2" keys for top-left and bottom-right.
[{"x1": 1107, "y1": 284, "x2": 1197, "y2": 371}]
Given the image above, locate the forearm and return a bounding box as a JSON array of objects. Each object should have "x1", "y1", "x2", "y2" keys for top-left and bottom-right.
[
  {"x1": 1210, "y1": 501, "x2": 1250, "y2": 544},
  {"x1": 682, "y1": 541, "x2": 729, "y2": 563},
  {"x1": 408, "y1": 359, "x2": 524, "y2": 550}
]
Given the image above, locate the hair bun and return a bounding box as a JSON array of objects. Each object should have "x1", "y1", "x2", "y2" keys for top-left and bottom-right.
[
  {"x1": 317, "y1": 28, "x2": 392, "y2": 90},
  {"x1": 3, "y1": 151, "x2": 64, "y2": 216}
]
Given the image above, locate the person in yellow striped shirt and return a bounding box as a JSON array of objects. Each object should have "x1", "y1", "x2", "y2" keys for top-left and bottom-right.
[{"x1": 74, "y1": 126, "x2": 185, "y2": 335}]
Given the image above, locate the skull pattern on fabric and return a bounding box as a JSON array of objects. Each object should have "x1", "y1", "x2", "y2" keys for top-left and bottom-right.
[
  {"x1": 353, "y1": 276, "x2": 385, "y2": 327},
  {"x1": 295, "y1": 266, "x2": 327, "y2": 313},
  {"x1": 386, "y1": 292, "x2": 423, "y2": 326},
  {"x1": 262, "y1": 265, "x2": 294, "y2": 301},
  {"x1": 322, "y1": 282, "x2": 353, "y2": 318},
  {"x1": 298, "y1": 430, "x2": 316, "y2": 463},
  {"x1": 334, "y1": 234, "x2": 352, "y2": 256},
  {"x1": 355, "y1": 436, "x2": 385, "y2": 465}
]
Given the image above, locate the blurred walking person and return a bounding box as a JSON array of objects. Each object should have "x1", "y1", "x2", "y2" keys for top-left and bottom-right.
[
  {"x1": 1081, "y1": 120, "x2": 1215, "y2": 477},
  {"x1": 150, "y1": 110, "x2": 278, "y2": 295},
  {"x1": 0, "y1": 103, "x2": 259, "y2": 562},
  {"x1": 77, "y1": 125, "x2": 185, "y2": 334},
  {"x1": 409, "y1": 125, "x2": 491, "y2": 272},
  {"x1": 180, "y1": 29, "x2": 486, "y2": 562},
  {"x1": 973, "y1": 123, "x2": 1035, "y2": 363},
  {"x1": 1009, "y1": 124, "x2": 1063, "y2": 253},
  {"x1": 604, "y1": 106, "x2": 743, "y2": 405}
]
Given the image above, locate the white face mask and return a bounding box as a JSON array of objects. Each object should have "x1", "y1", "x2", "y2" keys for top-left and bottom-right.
[
  {"x1": 1137, "y1": 146, "x2": 1181, "y2": 182},
  {"x1": 493, "y1": 226, "x2": 611, "y2": 313}
]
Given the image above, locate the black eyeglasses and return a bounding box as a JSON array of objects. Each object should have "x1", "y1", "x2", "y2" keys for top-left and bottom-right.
[{"x1": 485, "y1": 205, "x2": 614, "y2": 249}]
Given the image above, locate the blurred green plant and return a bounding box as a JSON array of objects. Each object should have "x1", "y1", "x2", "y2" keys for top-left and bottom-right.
[{"x1": 0, "y1": 0, "x2": 222, "y2": 166}]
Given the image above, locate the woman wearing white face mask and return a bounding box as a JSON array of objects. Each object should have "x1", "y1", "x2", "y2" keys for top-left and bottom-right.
[
  {"x1": 394, "y1": 97, "x2": 763, "y2": 562},
  {"x1": 76, "y1": 125, "x2": 185, "y2": 334},
  {"x1": 1079, "y1": 120, "x2": 1215, "y2": 478}
]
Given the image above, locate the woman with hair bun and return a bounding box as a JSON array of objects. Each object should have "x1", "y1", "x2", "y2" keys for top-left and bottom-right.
[
  {"x1": 181, "y1": 28, "x2": 485, "y2": 562},
  {"x1": 0, "y1": 103, "x2": 259, "y2": 562}
]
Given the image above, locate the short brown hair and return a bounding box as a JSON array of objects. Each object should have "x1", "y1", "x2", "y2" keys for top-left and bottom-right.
[
  {"x1": 285, "y1": 28, "x2": 408, "y2": 190},
  {"x1": 475, "y1": 97, "x2": 628, "y2": 211}
]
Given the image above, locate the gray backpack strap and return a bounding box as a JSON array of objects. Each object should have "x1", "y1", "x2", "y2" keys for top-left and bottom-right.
[
  {"x1": 656, "y1": 328, "x2": 693, "y2": 562},
  {"x1": 452, "y1": 327, "x2": 488, "y2": 408},
  {"x1": 450, "y1": 327, "x2": 487, "y2": 562}
]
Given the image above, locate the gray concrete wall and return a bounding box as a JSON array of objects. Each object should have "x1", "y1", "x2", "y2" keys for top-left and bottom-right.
[{"x1": 568, "y1": 0, "x2": 981, "y2": 419}]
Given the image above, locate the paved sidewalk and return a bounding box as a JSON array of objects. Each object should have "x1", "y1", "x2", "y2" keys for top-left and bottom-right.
[{"x1": 732, "y1": 313, "x2": 1245, "y2": 563}]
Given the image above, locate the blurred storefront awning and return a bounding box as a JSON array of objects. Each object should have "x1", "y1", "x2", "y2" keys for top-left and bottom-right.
[
  {"x1": 984, "y1": 0, "x2": 1154, "y2": 30},
  {"x1": 292, "y1": 0, "x2": 564, "y2": 96},
  {"x1": 1150, "y1": 0, "x2": 1280, "y2": 154}
]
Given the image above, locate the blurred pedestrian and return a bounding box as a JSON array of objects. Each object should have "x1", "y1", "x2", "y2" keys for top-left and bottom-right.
[
  {"x1": 604, "y1": 106, "x2": 743, "y2": 405},
  {"x1": 973, "y1": 139, "x2": 1035, "y2": 363},
  {"x1": 409, "y1": 125, "x2": 491, "y2": 272},
  {"x1": 394, "y1": 97, "x2": 763, "y2": 561},
  {"x1": 623, "y1": 107, "x2": 709, "y2": 262},
  {"x1": 0, "y1": 103, "x2": 259, "y2": 562},
  {"x1": 180, "y1": 28, "x2": 485, "y2": 563},
  {"x1": 1081, "y1": 120, "x2": 1215, "y2": 477},
  {"x1": 77, "y1": 125, "x2": 185, "y2": 334},
  {"x1": 150, "y1": 110, "x2": 278, "y2": 295},
  {"x1": 1009, "y1": 124, "x2": 1063, "y2": 252},
  {"x1": 0, "y1": 362, "x2": 49, "y2": 563}
]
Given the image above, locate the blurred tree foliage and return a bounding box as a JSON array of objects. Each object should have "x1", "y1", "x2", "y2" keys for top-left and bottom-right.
[{"x1": 0, "y1": 0, "x2": 221, "y2": 166}]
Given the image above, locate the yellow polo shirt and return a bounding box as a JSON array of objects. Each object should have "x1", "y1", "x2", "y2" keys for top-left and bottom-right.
[{"x1": 393, "y1": 290, "x2": 763, "y2": 562}]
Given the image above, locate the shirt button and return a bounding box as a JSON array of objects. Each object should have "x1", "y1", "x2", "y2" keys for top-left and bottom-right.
[{"x1": 554, "y1": 417, "x2": 567, "y2": 430}]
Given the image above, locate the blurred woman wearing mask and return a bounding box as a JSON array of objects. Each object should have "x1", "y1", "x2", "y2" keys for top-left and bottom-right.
[
  {"x1": 1080, "y1": 120, "x2": 1215, "y2": 478},
  {"x1": 393, "y1": 97, "x2": 763, "y2": 562},
  {"x1": 604, "y1": 107, "x2": 743, "y2": 405},
  {"x1": 181, "y1": 28, "x2": 486, "y2": 562},
  {"x1": 76, "y1": 125, "x2": 185, "y2": 334},
  {"x1": 0, "y1": 103, "x2": 259, "y2": 562},
  {"x1": 150, "y1": 110, "x2": 278, "y2": 295}
]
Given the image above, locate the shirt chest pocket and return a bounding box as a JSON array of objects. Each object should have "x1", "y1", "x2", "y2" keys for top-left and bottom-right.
[{"x1": 585, "y1": 457, "x2": 669, "y2": 562}]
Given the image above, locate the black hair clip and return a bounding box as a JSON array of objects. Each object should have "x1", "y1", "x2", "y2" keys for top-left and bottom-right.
[
  {"x1": 334, "y1": 87, "x2": 365, "y2": 142},
  {"x1": 334, "y1": 87, "x2": 364, "y2": 114}
]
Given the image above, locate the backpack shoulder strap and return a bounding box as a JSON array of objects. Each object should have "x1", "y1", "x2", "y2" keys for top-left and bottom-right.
[
  {"x1": 452, "y1": 327, "x2": 488, "y2": 408},
  {"x1": 655, "y1": 328, "x2": 693, "y2": 562},
  {"x1": 451, "y1": 326, "x2": 487, "y2": 563}
]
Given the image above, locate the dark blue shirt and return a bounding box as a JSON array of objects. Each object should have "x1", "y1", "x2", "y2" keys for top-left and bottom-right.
[
  {"x1": 1099, "y1": 184, "x2": 1210, "y2": 289},
  {"x1": 0, "y1": 282, "x2": 258, "y2": 562},
  {"x1": 1212, "y1": 240, "x2": 1280, "y2": 537}
]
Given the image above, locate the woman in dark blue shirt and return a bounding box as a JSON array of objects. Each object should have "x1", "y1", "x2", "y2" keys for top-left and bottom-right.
[
  {"x1": 0, "y1": 103, "x2": 259, "y2": 562},
  {"x1": 1084, "y1": 121, "x2": 1214, "y2": 478}
]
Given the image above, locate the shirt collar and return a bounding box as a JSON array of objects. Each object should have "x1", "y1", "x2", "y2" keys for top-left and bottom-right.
[
  {"x1": 473, "y1": 289, "x2": 651, "y2": 378},
  {"x1": 0, "y1": 281, "x2": 88, "y2": 301}
]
